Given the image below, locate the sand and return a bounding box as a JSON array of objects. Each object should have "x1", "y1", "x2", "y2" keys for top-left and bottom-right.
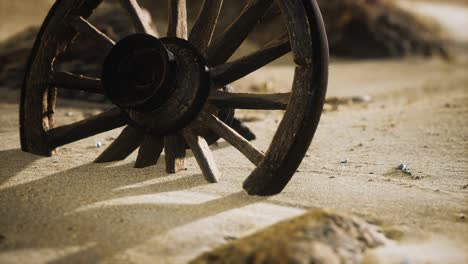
[
  {"x1": 0, "y1": 57, "x2": 467, "y2": 263},
  {"x1": 0, "y1": 0, "x2": 467, "y2": 263}
]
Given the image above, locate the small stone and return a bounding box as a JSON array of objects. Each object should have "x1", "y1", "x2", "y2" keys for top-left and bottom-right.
[
  {"x1": 462, "y1": 184, "x2": 468, "y2": 189},
  {"x1": 305, "y1": 154, "x2": 310, "y2": 157},
  {"x1": 458, "y1": 213, "x2": 466, "y2": 220},
  {"x1": 329, "y1": 176, "x2": 336, "y2": 179},
  {"x1": 397, "y1": 163, "x2": 412, "y2": 175},
  {"x1": 65, "y1": 111, "x2": 74, "y2": 117},
  {"x1": 95, "y1": 141, "x2": 103, "y2": 148},
  {"x1": 352, "y1": 95, "x2": 372, "y2": 103},
  {"x1": 340, "y1": 159, "x2": 348, "y2": 164},
  {"x1": 224, "y1": 236, "x2": 238, "y2": 241},
  {"x1": 369, "y1": 172, "x2": 375, "y2": 175}
]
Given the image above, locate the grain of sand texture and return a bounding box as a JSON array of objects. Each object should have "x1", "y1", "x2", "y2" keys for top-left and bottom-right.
[
  {"x1": 0, "y1": 0, "x2": 468, "y2": 263},
  {"x1": 0, "y1": 57, "x2": 467, "y2": 263}
]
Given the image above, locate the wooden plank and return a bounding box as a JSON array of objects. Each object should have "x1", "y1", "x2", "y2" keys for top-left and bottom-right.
[
  {"x1": 47, "y1": 107, "x2": 126, "y2": 149},
  {"x1": 95, "y1": 126, "x2": 145, "y2": 163},
  {"x1": 205, "y1": 0, "x2": 274, "y2": 66},
  {"x1": 70, "y1": 16, "x2": 115, "y2": 52},
  {"x1": 167, "y1": 0, "x2": 188, "y2": 39},
  {"x1": 52, "y1": 72, "x2": 103, "y2": 94},
  {"x1": 189, "y1": 0, "x2": 224, "y2": 52},
  {"x1": 183, "y1": 129, "x2": 219, "y2": 183},
  {"x1": 201, "y1": 113, "x2": 264, "y2": 166},
  {"x1": 209, "y1": 91, "x2": 290, "y2": 110},
  {"x1": 211, "y1": 33, "x2": 290, "y2": 87},
  {"x1": 134, "y1": 134, "x2": 164, "y2": 168},
  {"x1": 164, "y1": 135, "x2": 186, "y2": 173}
]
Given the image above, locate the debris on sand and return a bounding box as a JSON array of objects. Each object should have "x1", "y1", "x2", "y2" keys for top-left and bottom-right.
[
  {"x1": 340, "y1": 159, "x2": 349, "y2": 164},
  {"x1": 190, "y1": 209, "x2": 388, "y2": 264},
  {"x1": 458, "y1": 213, "x2": 466, "y2": 221},
  {"x1": 95, "y1": 141, "x2": 103, "y2": 148},
  {"x1": 318, "y1": 0, "x2": 449, "y2": 58},
  {"x1": 397, "y1": 163, "x2": 412, "y2": 176}
]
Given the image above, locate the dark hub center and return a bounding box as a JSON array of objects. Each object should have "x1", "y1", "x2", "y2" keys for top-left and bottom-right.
[{"x1": 102, "y1": 34, "x2": 210, "y2": 135}]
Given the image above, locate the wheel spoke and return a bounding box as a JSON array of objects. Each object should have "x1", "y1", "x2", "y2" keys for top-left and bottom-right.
[
  {"x1": 211, "y1": 33, "x2": 290, "y2": 87},
  {"x1": 95, "y1": 126, "x2": 145, "y2": 163},
  {"x1": 164, "y1": 135, "x2": 186, "y2": 173},
  {"x1": 70, "y1": 17, "x2": 115, "y2": 52},
  {"x1": 183, "y1": 129, "x2": 219, "y2": 183},
  {"x1": 134, "y1": 134, "x2": 164, "y2": 168},
  {"x1": 51, "y1": 72, "x2": 103, "y2": 94},
  {"x1": 47, "y1": 108, "x2": 126, "y2": 149},
  {"x1": 189, "y1": 0, "x2": 224, "y2": 52},
  {"x1": 167, "y1": 0, "x2": 188, "y2": 39},
  {"x1": 205, "y1": 0, "x2": 274, "y2": 66},
  {"x1": 119, "y1": 0, "x2": 156, "y2": 35},
  {"x1": 209, "y1": 91, "x2": 289, "y2": 110},
  {"x1": 201, "y1": 113, "x2": 264, "y2": 166}
]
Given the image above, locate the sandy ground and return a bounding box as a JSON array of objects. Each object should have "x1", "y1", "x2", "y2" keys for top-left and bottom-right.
[
  {"x1": 0, "y1": 0, "x2": 467, "y2": 263},
  {"x1": 0, "y1": 57, "x2": 467, "y2": 263}
]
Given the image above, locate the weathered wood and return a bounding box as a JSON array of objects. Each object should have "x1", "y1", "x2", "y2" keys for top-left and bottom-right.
[
  {"x1": 184, "y1": 129, "x2": 219, "y2": 183},
  {"x1": 189, "y1": 0, "x2": 224, "y2": 52},
  {"x1": 202, "y1": 113, "x2": 264, "y2": 166},
  {"x1": 21, "y1": 0, "x2": 104, "y2": 156},
  {"x1": 52, "y1": 72, "x2": 103, "y2": 94},
  {"x1": 47, "y1": 107, "x2": 126, "y2": 149},
  {"x1": 243, "y1": 0, "x2": 329, "y2": 196},
  {"x1": 70, "y1": 16, "x2": 115, "y2": 52},
  {"x1": 95, "y1": 126, "x2": 145, "y2": 163},
  {"x1": 211, "y1": 33, "x2": 290, "y2": 87},
  {"x1": 134, "y1": 134, "x2": 164, "y2": 168},
  {"x1": 209, "y1": 91, "x2": 289, "y2": 110},
  {"x1": 47, "y1": 87, "x2": 57, "y2": 129},
  {"x1": 167, "y1": 0, "x2": 188, "y2": 39},
  {"x1": 119, "y1": 0, "x2": 156, "y2": 35},
  {"x1": 205, "y1": 0, "x2": 274, "y2": 66},
  {"x1": 164, "y1": 135, "x2": 186, "y2": 173}
]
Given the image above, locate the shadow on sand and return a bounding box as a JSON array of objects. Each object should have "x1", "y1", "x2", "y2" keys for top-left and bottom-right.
[{"x1": 0, "y1": 151, "x2": 266, "y2": 263}]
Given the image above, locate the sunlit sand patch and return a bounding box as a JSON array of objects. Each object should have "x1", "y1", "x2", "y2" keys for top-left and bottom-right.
[{"x1": 0, "y1": 244, "x2": 95, "y2": 264}]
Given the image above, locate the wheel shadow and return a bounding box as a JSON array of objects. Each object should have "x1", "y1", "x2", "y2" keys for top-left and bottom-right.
[
  {"x1": 0, "y1": 149, "x2": 43, "y2": 185},
  {"x1": 0, "y1": 160, "x2": 265, "y2": 263}
]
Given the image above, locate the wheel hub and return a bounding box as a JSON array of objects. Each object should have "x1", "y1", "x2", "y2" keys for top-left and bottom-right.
[{"x1": 102, "y1": 34, "x2": 210, "y2": 135}]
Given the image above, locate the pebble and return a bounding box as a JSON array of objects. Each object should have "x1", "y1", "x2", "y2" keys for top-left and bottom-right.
[
  {"x1": 65, "y1": 112, "x2": 74, "y2": 117},
  {"x1": 95, "y1": 141, "x2": 103, "y2": 148},
  {"x1": 340, "y1": 159, "x2": 348, "y2": 164},
  {"x1": 398, "y1": 163, "x2": 412, "y2": 175},
  {"x1": 458, "y1": 213, "x2": 466, "y2": 220}
]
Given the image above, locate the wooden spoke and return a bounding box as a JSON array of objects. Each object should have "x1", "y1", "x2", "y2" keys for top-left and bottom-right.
[
  {"x1": 51, "y1": 72, "x2": 103, "y2": 94},
  {"x1": 183, "y1": 129, "x2": 219, "y2": 183},
  {"x1": 70, "y1": 16, "x2": 115, "y2": 52},
  {"x1": 47, "y1": 108, "x2": 126, "y2": 149},
  {"x1": 167, "y1": 0, "x2": 188, "y2": 39},
  {"x1": 205, "y1": 0, "x2": 274, "y2": 66},
  {"x1": 164, "y1": 135, "x2": 186, "y2": 173},
  {"x1": 211, "y1": 33, "x2": 290, "y2": 87},
  {"x1": 201, "y1": 113, "x2": 264, "y2": 166},
  {"x1": 134, "y1": 134, "x2": 164, "y2": 168},
  {"x1": 189, "y1": 0, "x2": 224, "y2": 52},
  {"x1": 119, "y1": 0, "x2": 156, "y2": 35},
  {"x1": 209, "y1": 91, "x2": 289, "y2": 110},
  {"x1": 95, "y1": 126, "x2": 145, "y2": 163}
]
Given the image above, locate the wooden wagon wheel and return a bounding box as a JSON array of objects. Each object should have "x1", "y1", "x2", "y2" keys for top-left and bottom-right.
[{"x1": 20, "y1": 0, "x2": 328, "y2": 196}]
